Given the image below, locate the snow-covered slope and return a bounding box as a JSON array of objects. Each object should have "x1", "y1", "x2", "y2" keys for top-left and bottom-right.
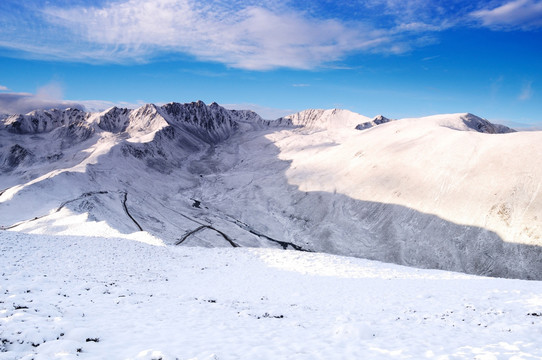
[
  {"x1": 2, "y1": 231, "x2": 542, "y2": 359},
  {"x1": 1, "y1": 102, "x2": 542, "y2": 280},
  {"x1": 277, "y1": 108, "x2": 370, "y2": 131}
]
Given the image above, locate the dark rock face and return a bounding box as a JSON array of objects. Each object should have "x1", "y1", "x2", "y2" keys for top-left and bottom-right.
[
  {"x1": 160, "y1": 101, "x2": 239, "y2": 144},
  {"x1": 355, "y1": 115, "x2": 392, "y2": 130},
  {"x1": 4, "y1": 108, "x2": 87, "y2": 134},
  {"x1": 5, "y1": 144, "x2": 32, "y2": 169},
  {"x1": 59, "y1": 121, "x2": 95, "y2": 149},
  {"x1": 462, "y1": 113, "x2": 515, "y2": 134},
  {"x1": 96, "y1": 107, "x2": 130, "y2": 133},
  {"x1": 161, "y1": 101, "x2": 237, "y2": 132}
]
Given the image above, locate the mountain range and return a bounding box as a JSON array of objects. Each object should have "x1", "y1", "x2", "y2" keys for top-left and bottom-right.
[{"x1": 1, "y1": 101, "x2": 540, "y2": 280}]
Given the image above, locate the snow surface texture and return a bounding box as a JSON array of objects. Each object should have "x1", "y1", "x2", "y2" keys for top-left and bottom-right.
[
  {"x1": 1, "y1": 101, "x2": 541, "y2": 280},
  {"x1": 2, "y1": 231, "x2": 542, "y2": 359}
]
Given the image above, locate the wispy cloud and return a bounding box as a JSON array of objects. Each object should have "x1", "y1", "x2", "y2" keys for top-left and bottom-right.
[
  {"x1": 0, "y1": 85, "x2": 9, "y2": 91},
  {"x1": 1, "y1": 1, "x2": 537, "y2": 70},
  {"x1": 471, "y1": 0, "x2": 542, "y2": 30},
  {"x1": 0, "y1": 92, "x2": 83, "y2": 115},
  {"x1": 519, "y1": 81, "x2": 534, "y2": 100},
  {"x1": 422, "y1": 55, "x2": 440, "y2": 61},
  {"x1": 292, "y1": 84, "x2": 310, "y2": 87},
  {"x1": 0, "y1": 80, "x2": 85, "y2": 114},
  {"x1": 0, "y1": 0, "x2": 456, "y2": 70},
  {"x1": 32, "y1": 0, "x2": 393, "y2": 70},
  {"x1": 490, "y1": 75, "x2": 504, "y2": 100}
]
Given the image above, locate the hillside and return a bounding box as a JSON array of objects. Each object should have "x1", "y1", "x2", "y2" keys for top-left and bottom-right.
[{"x1": 2, "y1": 231, "x2": 542, "y2": 359}]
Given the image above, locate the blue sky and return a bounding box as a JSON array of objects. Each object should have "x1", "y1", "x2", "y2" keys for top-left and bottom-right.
[{"x1": 0, "y1": 0, "x2": 541, "y2": 126}]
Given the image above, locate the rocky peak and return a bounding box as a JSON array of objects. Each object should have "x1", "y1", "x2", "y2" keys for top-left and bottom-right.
[
  {"x1": 4, "y1": 108, "x2": 88, "y2": 134},
  {"x1": 355, "y1": 115, "x2": 393, "y2": 130}
]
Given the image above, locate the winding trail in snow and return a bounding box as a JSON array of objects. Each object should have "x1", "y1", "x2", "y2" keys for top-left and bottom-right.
[
  {"x1": 121, "y1": 191, "x2": 143, "y2": 231},
  {"x1": 176, "y1": 225, "x2": 239, "y2": 247},
  {"x1": 195, "y1": 199, "x2": 312, "y2": 251}
]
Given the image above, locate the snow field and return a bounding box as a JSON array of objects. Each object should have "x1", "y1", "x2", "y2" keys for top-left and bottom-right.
[{"x1": 2, "y1": 232, "x2": 542, "y2": 359}]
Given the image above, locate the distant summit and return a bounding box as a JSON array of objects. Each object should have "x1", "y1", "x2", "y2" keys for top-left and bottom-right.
[
  {"x1": 355, "y1": 114, "x2": 393, "y2": 130},
  {"x1": 460, "y1": 113, "x2": 515, "y2": 134},
  {"x1": 277, "y1": 108, "x2": 370, "y2": 130}
]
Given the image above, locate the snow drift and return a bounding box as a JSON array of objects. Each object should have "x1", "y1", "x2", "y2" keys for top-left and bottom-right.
[{"x1": 1, "y1": 101, "x2": 541, "y2": 279}]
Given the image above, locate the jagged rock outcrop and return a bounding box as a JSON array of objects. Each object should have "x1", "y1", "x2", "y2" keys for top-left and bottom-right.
[
  {"x1": 161, "y1": 101, "x2": 239, "y2": 143},
  {"x1": 2, "y1": 144, "x2": 33, "y2": 169},
  {"x1": 3, "y1": 108, "x2": 88, "y2": 134},
  {"x1": 96, "y1": 107, "x2": 131, "y2": 133}
]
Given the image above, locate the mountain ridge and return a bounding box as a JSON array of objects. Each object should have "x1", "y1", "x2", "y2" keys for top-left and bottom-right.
[{"x1": 2, "y1": 101, "x2": 540, "y2": 280}]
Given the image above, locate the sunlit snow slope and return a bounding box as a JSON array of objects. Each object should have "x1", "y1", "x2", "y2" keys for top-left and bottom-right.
[
  {"x1": 1, "y1": 101, "x2": 541, "y2": 279},
  {"x1": 3, "y1": 232, "x2": 542, "y2": 359}
]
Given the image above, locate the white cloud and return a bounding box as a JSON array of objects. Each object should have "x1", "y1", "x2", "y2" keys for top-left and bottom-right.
[
  {"x1": 471, "y1": 0, "x2": 542, "y2": 30},
  {"x1": 0, "y1": 92, "x2": 83, "y2": 115},
  {"x1": 0, "y1": 85, "x2": 9, "y2": 91},
  {"x1": 519, "y1": 81, "x2": 534, "y2": 100},
  {"x1": 0, "y1": 0, "x2": 432, "y2": 70},
  {"x1": 37, "y1": 0, "x2": 394, "y2": 70},
  {"x1": 3, "y1": 0, "x2": 529, "y2": 70},
  {"x1": 0, "y1": 80, "x2": 90, "y2": 114},
  {"x1": 36, "y1": 82, "x2": 65, "y2": 101}
]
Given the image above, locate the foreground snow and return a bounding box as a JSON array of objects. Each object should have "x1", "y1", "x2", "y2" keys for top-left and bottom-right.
[{"x1": 2, "y1": 232, "x2": 542, "y2": 359}]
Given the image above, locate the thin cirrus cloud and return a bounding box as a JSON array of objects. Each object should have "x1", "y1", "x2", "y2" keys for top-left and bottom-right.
[
  {"x1": 0, "y1": 0, "x2": 440, "y2": 70},
  {"x1": 1, "y1": 0, "x2": 540, "y2": 71},
  {"x1": 518, "y1": 81, "x2": 534, "y2": 101},
  {"x1": 40, "y1": 0, "x2": 393, "y2": 70},
  {"x1": 471, "y1": 0, "x2": 542, "y2": 30}
]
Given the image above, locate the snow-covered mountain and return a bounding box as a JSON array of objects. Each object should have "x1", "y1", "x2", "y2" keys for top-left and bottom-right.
[
  {"x1": 277, "y1": 108, "x2": 370, "y2": 131},
  {"x1": 1, "y1": 101, "x2": 541, "y2": 280}
]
